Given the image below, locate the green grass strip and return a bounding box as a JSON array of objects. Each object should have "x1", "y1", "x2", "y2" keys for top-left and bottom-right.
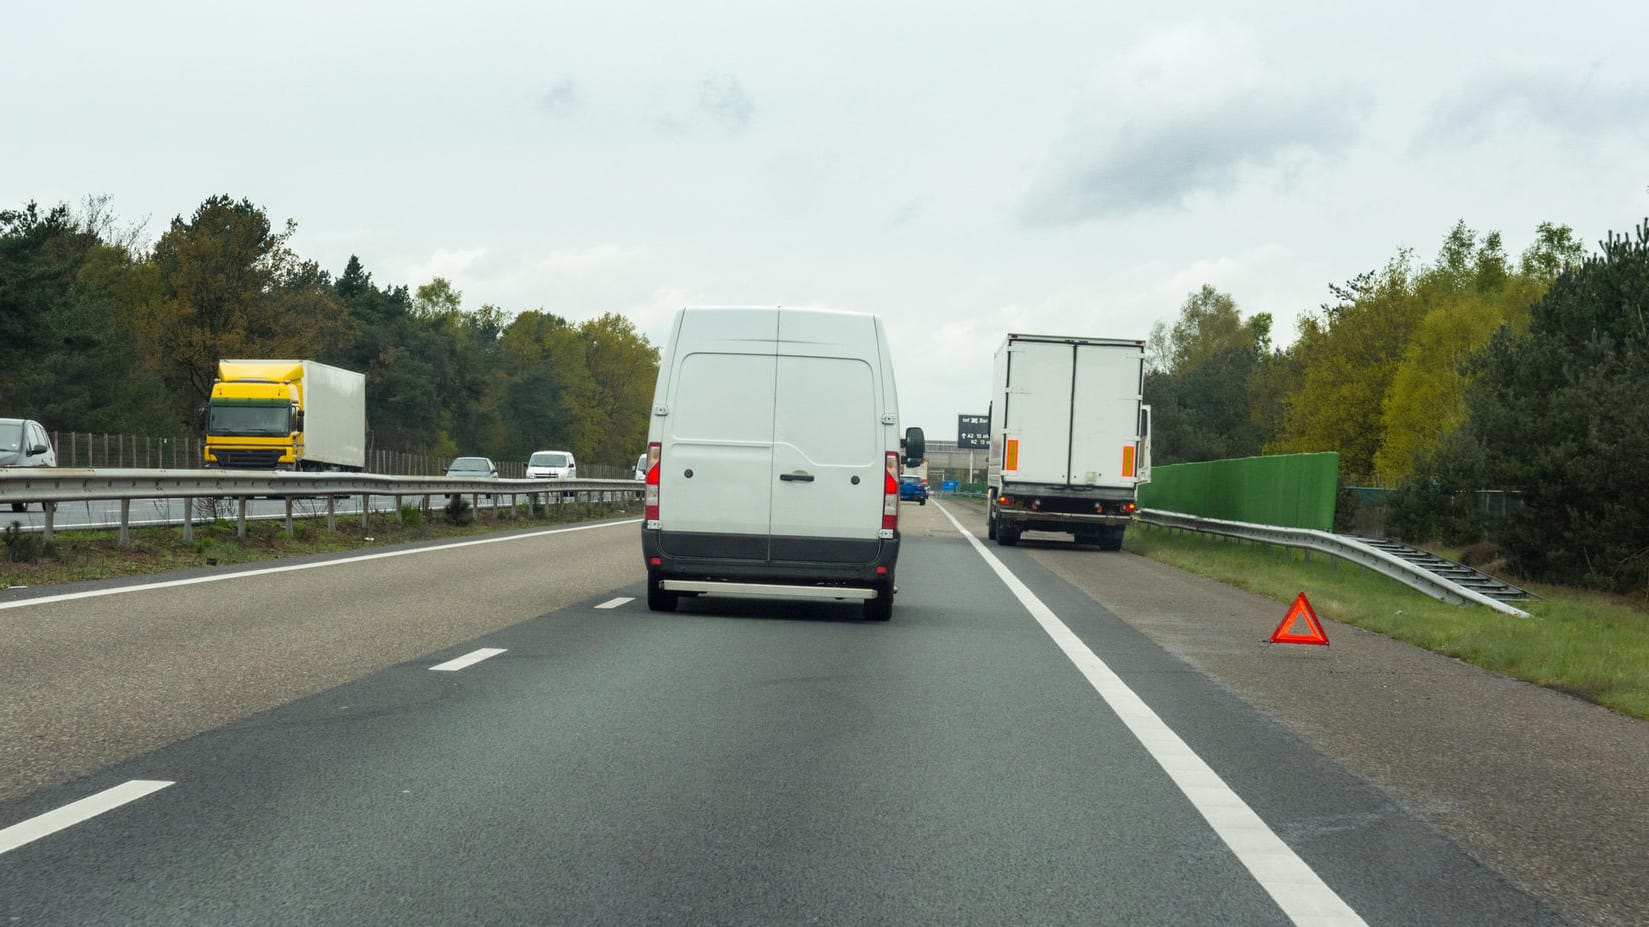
[{"x1": 1126, "y1": 524, "x2": 1649, "y2": 722}]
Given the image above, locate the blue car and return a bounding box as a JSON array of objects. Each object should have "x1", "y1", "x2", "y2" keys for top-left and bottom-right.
[{"x1": 898, "y1": 475, "x2": 928, "y2": 505}]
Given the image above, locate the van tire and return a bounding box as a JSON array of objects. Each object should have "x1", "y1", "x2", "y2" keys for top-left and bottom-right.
[
  {"x1": 646, "y1": 574, "x2": 679, "y2": 612},
  {"x1": 863, "y1": 582, "x2": 894, "y2": 621}
]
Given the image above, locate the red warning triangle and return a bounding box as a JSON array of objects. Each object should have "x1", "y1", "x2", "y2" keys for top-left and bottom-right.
[{"x1": 1270, "y1": 593, "x2": 1329, "y2": 646}]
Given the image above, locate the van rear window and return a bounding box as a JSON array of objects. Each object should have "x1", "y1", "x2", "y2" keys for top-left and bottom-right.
[
  {"x1": 775, "y1": 356, "x2": 876, "y2": 465},
  {"x1": 670, "y1": 353, "x2": 777, "y2": 443}
]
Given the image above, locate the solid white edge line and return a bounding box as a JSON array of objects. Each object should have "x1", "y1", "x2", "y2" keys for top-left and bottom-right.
[
  {"x1": 594, "y1": 597, "x2": 634, "y2": 609},
  {"x1": 429, "y1": 647, "x2": 508, "y2": 672},
  {"x1": 932, "y1": 500, "x2": 1366, "y2": 927},
  {"x1": 0, "y1": 518, "x2": 642, "y2": 612},
  {"x1": 0, "y1": 779, "x2": 174, "y2": 856}
]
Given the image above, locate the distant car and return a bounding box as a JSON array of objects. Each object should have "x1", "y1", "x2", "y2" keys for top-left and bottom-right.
[
  {"x1": 634, "y1": 453, "x2": 649, "y2": 481},
  {"x1": 1, "y1": 418, "x2": 57, "y2": 511},
  {"x1": 444, "y1": 456, "x2": 498, "y2": 499},
  {"x1": 899, "y1": 474, "x2": 927, "y2": 505},
  {"x1": 526, "y1": 450, "x2": 576, "y2": 479}
]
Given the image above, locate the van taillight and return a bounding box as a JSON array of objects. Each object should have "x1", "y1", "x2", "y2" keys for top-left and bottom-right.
[
  {"x1": 645, "y1": 442, "x2": 661, "y2": 524},
  {"x1": 882, "y1": 452, "x2": 899, "y2": 531}
]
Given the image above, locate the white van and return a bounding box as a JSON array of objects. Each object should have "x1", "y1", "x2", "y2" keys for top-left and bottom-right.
[
  {"x1": 641, "y1": 307, "x2": 924, "y2": 620},
  {"x1": 526, "y1": 450, "x2": 576, "y2": 479}
]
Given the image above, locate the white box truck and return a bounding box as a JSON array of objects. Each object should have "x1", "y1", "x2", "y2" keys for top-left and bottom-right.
[
  {"x1": 640, "y1": 307, "x2": 924, "y2": 620},
  {"x1": 986, "y1": 333, "x2": 1150, "y2": 550}
]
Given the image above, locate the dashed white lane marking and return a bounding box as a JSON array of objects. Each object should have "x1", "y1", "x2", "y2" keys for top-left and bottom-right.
[
  {"x1": 933, "y1": 500, "x2": 1366, "y2": 927},
  {"x1": 595, "y1": 597, "x2": 634, "y2": 609},
  {"x1": 429, "y1": 647, "x2": 507, "y2": 672},
  {"x1": 0, "y1": 518, "x2": 642, "y2": 612},
  {"x1": 0, "y1": 780, "x2": 174, "y2": 856}
]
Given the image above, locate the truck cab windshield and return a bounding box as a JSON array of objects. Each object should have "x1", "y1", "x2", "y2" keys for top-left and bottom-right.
[{"x1": 208, "y1": 403, "x2": 292, "y2": 436}]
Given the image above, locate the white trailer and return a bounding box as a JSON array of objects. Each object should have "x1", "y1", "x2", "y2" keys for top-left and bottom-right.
[{"x1": 985, "y1": 334, "x2": 1150, "y2": 550}]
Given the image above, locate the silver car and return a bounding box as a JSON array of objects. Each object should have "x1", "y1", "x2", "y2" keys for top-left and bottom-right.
[{"x1": 1, "y1": 418, "x2": 57, "y2": 512}]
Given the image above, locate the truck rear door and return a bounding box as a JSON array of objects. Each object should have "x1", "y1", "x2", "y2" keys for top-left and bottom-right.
[
  {"x1": 1002, "y1": 339, "x2": 1075, "y2": 484},
  {"x1": 1069, "y1": 344, "x2": 1144, "y2": 488}
]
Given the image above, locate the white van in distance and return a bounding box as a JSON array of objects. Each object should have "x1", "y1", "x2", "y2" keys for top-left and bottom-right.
[
  {"x1": 526, "y1": 450, "x2": 576, "y2": 479},
  {"x1": 641, "y1": 307, "x2": 924, "y2": 620}
]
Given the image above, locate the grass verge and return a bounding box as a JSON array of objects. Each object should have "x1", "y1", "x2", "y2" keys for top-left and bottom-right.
[
  {"x1": 1125, "y1": 524, "x2": 1649, "y2": 722},
  {"x1": 0, "y1": 499, "x2": 640, "y2": 589}
]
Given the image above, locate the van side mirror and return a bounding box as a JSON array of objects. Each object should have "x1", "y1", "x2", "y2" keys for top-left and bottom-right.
[{"x1": 903, "y1": 426, "x2": 925, "y2": 467}]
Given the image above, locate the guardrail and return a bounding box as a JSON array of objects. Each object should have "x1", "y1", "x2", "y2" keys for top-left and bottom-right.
[
  {"x1": 0, "y1": 469, "x2": 642, "y2": 544},
  {"x1": 1139, "y1": 508, "x2": 1530, "y2": 618}
]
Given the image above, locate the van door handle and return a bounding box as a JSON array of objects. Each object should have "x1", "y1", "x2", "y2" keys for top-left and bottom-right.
[{"x1": 779, "y1": 470, "x2": 815, "y2": 482}]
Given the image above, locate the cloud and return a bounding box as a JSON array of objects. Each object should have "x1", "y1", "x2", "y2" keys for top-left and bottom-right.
[
  {"x1": 1419, "y1": 73, "x2": 1649, "y2": 146},
  {"x1": 538, "y1": 77, "x2": 577, "y2": 115},
  {"x1": 1019, "y1": 23, "x2": 1366, "y2": 226},
  {"x1": 404, "y1": 247, "x2": 487, "y2": 287},
  {"x1": 535, "y1": 244, "x2": 650, "y2": 274},
  {"x1": 698, "y1": 72, "x2": 754, "y2": 132},
  {"x1": 887, "y1": 196, "x2": 925, "y2": 228}
]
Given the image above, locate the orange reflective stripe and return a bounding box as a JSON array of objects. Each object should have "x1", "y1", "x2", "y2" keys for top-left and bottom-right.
[
  {"x1": 1005, "y1": 439, "x2": 1019, "y2": 471},
  {"x1": 1122, "y1": 445, "x2": 1135, "y2": 478}
]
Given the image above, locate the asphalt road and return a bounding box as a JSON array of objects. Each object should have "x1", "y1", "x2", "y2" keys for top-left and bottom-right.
[{"x1": 0, "y1": 502, "x2": 1578, "y2": 924}]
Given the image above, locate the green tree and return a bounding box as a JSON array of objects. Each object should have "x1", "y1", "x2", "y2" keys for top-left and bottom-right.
[
  {"x1": 1143, "y1": 286, "x2": 1271, "y2": 463},
  {"x1": 1470, "y1": 221, "x2": 1649, "y2": 591},
  {"x1": 135, "y1": 196, "x2": 347, "y2": 408}
]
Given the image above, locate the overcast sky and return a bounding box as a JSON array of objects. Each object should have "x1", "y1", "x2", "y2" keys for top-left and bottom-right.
[{"x1": 7, "y1": 1, "x2": 1648, "y2": 438}]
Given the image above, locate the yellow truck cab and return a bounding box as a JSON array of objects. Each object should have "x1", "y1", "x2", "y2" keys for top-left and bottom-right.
[{"x1": 203, "y1": 360, "x2": 366, "y2": 471}]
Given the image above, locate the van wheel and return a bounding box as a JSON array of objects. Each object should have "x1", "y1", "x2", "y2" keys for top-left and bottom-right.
[
  {"x1": 646, "y1": 573, "x2": 679, "y2": 612},
  {"x1": 863, "y1": 582, "x2": 893, "y2": 621},
  {"x1": 10, "y1": 502, "x2": 24, "y2": 513},
  {"x1": 997, "y1": 527, "x2": 1020, "y2": 547}
]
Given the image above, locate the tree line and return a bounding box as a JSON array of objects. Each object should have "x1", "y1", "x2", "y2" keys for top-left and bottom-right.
[
  {"x1": 0, "y1": 195, "x2": 659, "y2": 468},
  {"x1": 1145, "y1": 218, "x2": 1649, "y2": 594}
]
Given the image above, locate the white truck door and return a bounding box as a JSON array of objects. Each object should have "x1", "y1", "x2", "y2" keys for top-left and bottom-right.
[
  {"x1": 770, "y1": 310, "x2": 883, "y2": 545},
  {"x1": 1002, "y1": 339, "x2": 1075, "y2": 484},
  {"x1": 1068, "y1": 344, "x2": 1144, "y2": 490},
  {"x1": 659, "y1": 311, "x2": 778, "y2": 544}
]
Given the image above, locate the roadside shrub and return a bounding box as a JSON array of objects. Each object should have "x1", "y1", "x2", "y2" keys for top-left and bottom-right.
[
  {"x1": 3, "y1": 521, "x2": 45, "y2": 563},
  {"x1": 398, "y1": 505, "x2": 423, "y2": 528},
  {"x1": 443, "y1": 495, "x2": 473, "y2": 526}
]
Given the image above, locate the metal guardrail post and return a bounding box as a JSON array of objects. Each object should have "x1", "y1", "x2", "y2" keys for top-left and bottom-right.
[
  {"x1": 284, "y1": 498, "x2": 294, "y2": 537},
  {"x1": 361, "y1": 494, "x2": 370, "y2": 535},
  {"x1": 119, "y1": 499, "x2": 130, "y2": 546},
  {"x1": 42, "y1": 502, "x2": 55, "y2": 543},
  {"x1": 183, "y1": 497, "x2": 193, "y2": 542},
  {"x1": 237, "y1": 498, "x2": 247, "y2": 538}
]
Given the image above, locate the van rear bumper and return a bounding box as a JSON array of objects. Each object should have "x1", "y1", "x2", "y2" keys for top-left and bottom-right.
[{"x1": 642, "y1": 529, "x2": 899, "y2": 587}]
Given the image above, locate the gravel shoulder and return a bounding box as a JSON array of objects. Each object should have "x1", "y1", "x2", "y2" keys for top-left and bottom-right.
[{"x1": 933, "y1": 499, "x2": 1649, "y2": 927}]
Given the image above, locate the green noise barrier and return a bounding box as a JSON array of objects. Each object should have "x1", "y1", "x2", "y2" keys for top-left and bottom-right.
[{"x1": 1137, "y1": 452, "x2": 1339, "y2": 531}]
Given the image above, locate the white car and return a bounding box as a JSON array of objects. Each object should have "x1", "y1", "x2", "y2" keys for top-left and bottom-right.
[
  {"x1": 640, "y1": 306, "x2": 923, "y2": 620},
  {"x1": 526, "y1": 450, "x2": 576, "y2": 479},
  {"x1": 2, "y1": 418, "x2": 57, "y2": 512},
  {"x1": 634, "y1": 453, "x2": 649, "y2": 481}
]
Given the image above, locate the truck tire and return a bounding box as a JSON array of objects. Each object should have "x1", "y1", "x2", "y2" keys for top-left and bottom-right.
[
  {"x1": 646, "y1": 573, "x2": 679, "y2": 612},
  {"x1": 997, "y1": 527, "x2": 1020, "y2": 547},
  {"x1": 987, "y1": 507, "x2": 998, "y2": 540},
  {"x1": 1099, "y1": 527, "x2": 1125, "y2": 552},
  {"x1": 1075, "y1": 529, "x2": 1101, "y2": 546},
  {"x1": 863, "y1": 581, "x2": 894, "y2": 621}
]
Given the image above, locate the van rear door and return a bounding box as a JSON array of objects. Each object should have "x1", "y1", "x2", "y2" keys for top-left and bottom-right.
[
  {"x1": 658, "y1": 309, "x2": 778, "y2": 559},
  {"x1": 770, "y1": 310, "x2": 883, "y2": 562}
]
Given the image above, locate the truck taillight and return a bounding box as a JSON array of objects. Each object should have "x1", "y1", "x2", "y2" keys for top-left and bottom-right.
[
  {"x1": 1123, "y1": 501, "x2": 1137, "y2": 514},
  {"x1": 644, "y1": 442, "x2": 661, "y2": 523},
  {"x1": 882, "y1": 452, "x2": 899, "y2": 531}
]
